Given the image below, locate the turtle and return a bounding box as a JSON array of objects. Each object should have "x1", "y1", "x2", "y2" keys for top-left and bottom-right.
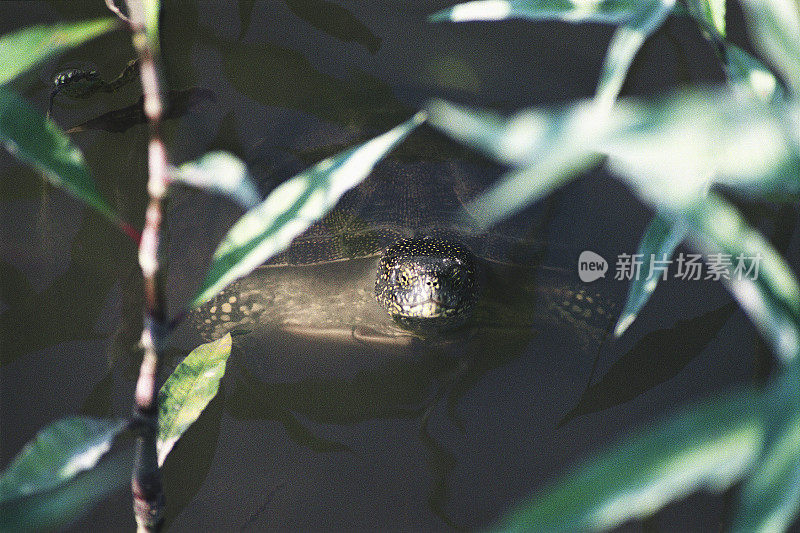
[{"x1": 187, "y1": 135, "x2": 617, "y2": 350}]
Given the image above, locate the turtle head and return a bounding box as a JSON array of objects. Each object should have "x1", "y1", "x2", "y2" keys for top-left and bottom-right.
[{"x1": 375, "y1": 237, "x2": 479, "y2": 332}]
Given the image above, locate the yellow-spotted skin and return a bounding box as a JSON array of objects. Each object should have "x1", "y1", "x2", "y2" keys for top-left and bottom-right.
[{"x1": 374, "y1": 237, "x2": 479, "y2": 331}]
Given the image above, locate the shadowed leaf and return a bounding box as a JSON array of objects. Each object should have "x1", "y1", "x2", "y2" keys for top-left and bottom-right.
[
  {"x1": 0, "y1": 18, "x2": 117, "y2": 87},
  {"x1": 0, "y1": 417, "x2": 127, "y2": 504},
  {"x1": 191, "y1": 112, "x2": 425, "y2": 307},
  {"x1": 561, "y1": 303, "x2": 737, "y2": 426},
  {"x1": 157, "y1": 333, "x2": 232, "y2": 466}
]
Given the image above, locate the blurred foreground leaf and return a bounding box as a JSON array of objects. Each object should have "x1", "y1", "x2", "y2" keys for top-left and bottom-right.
[
  {"x1": 173, "y1": 151, "x2": 260, "y2": 209},
  {"x1": 426, "y1": 99, "x2": 601, "y2": 226},
  {"x1": 738, "y1": 0, "x2": 800, "y2": 96},
  {"x1": 685, "y1": 0, "x2": 725, "y2": 37},
  {"x1": 723, "y1": 42, "x2": 785, "y2": 103},
  {"x1": 503, "y1": 388, "x2": 766, "y2": 531},
  {"x1": 733, "y1": 370, "x2": 800, "y2": 531},
  {"x1": 0, "y1": 18, "x2": 117, "y2": 87},
  {"x1": 593, "y1": 0, "x2": 675, "y2": 111},
  {"x1": 0, "y1": 88, "x2": 133, "y2": 235},
  {"x1": 429, "y1": 0, "x2": 675, "y2": 112},
  {"x1": 192, "y1": 112, "x2": 425, "y2": 307},
  {"x1": 681, "y1": 193, "x2": 800, "y2": 363},
  {"x1": 614, "y1": 214, "x2": 686, "y2": 336},
  {"x1": 157, "y1": 333, "x2": 232, "y2": 466},
  {"x1": 0, "y1": 417, "x2": 127, "y2": 504}
]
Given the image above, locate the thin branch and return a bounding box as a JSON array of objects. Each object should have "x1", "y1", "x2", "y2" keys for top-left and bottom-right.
[{"x1": 121, "y1": 0, "x2": 169, "y2": 530}]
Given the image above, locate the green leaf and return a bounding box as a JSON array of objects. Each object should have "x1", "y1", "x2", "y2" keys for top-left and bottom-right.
[
  {"x1": 0, "y1": 87, "x2": 121, "y2": 224},
  {"x1": 733, "y1": 380, "x2": 800, "y2": 532},
  {"x1": 685, "y1": 0, "x2": 725, "y2": 37},
  {"x1": 0, "y1": 18, "x2": 117, "y2": 87},
  {"x1": 680, "y1": 193, "x2": 800, "y2": 364},
  {"x1": 502, "y1": 387, "x2": 766, "y2": 531},
  {"x1": 428, "y1": 0, "x2": 639, "y2": 24},
  {"x1": 0, "y1": 417, "x2": 127, "y2": 504},
  {"x1": 601, "y1": 89, "x2": 798, "y2": 206},
  {"x1": 191, "y1": 112, "x2": 425, "y2": 307},
  {"x1": 723, "y1": 42, "x2": 785, "y2": 103},
  {"x1": 173, "y1": 151, "x2": 260, "y2": 209},
  {"x1": 426, "y1": 98, "x2": 601, "y2": 226},
  {"x1": 0, "y1": 441, "x2": 133, "y2": 532},
  {"x1": 157, "y1": 334, "x2": 232, "y2": 465},
  {"x1": 594, "y1": 0, "x2": 675, "y2": 112},
  {"x1": 614, "y1": 214, "x2": 687, "y2": 336},
  {"x1": 738, "y1": 0, "x2": 800, "y2": 95}
]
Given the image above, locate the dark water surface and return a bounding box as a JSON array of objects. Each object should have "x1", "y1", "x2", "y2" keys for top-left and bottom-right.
[{"x1": 1, "y1": 1, "x2": 798, "y2": 531}]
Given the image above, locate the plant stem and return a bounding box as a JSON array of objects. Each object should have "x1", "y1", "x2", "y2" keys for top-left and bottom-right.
[{"x1": 123, "y1": 0, "x2": 169, "y2": 530}]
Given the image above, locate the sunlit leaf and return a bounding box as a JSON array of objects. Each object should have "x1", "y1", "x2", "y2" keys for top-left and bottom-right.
[
  {"x1": 733, "y1": 373, "x2": 800, "y2": 532},
  {"x1": 738, "y1": 0, "x2": 800, "y2": 95},
  {"x1": 0, "y1": 18, "x2": 117, "y2": 87},
  {"x1": 426, "y1": 98, "x2": 601, "y2": 226},
  {"x1": 173, "y1": 151, "x2": 260, "y2": 209},
  {"x1": 503, "y1": 387, "x2": 766, "y2": 531},
  {"x1": 428, "y1": 0, "x2": 639, "y2": 24},
  {"x1": 0, "y1": 87, "x2": 125, "y2": 227},
  {"x1": 601, "y1": 89, "x2": 798, "y2": 206},
  {"x1": 157, "y1": 333, "x2": 232, "y2": 466},
  {"x1": 614, "y1": 214, "x2": 687, "y2": 336},
  {"x1": 723, "y1": 42, "x2": 785, "y2": 103},
  {"x1": 191, "y1": 112, "x2": 425, "y2": 307},
  {"x1": 680, "y1": 193, "x2": 800, "y2": 363},
  {"x1": 0, "y1": 417, "x2": 127, "y2": 504},
  {"x1": 594, "y1": 0, "x2": 675, "y2": 112},
  {"x1": 685, "y1": 0, "x2": 725, "y2": 37}
]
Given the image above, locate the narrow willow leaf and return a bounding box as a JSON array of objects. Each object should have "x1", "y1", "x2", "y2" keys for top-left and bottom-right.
[
  {"x1": 426, "y1": 98, "x2": 601, "y2": 226},
  {"x1": 0, "y1": 87, "x2": 122, "y2": 224},
  {"x1": 157, "y1": 333, "x2": 232, "y2": 465},
  {"x1": 681, "y1": 193, "x2": 800, "y2": 363},
  {"x1": 614, "y1": 214, "x2": 687, "y2": 337},
  {"x1": 503, "y1": 387, "x2": 766, "y2": 532},
  {"x1": 724, "y1": 42, "x2": 785, "y2": 103},
  {"x1": 0, "y1": 441, "x2": 134, "y2": 533},
  {"x1": 738, "y1": 0, "x2": 800, "y2": 95},
  {"x1": 685, "y1": 0, "x2": 725, "y2": 37},
  {"x1": 0, "y1": 417, "x2": 127, "y2": 504},
  {"x1": 428, "y1": 0, "x2": 639, "y2": 24},
  {"x1": 191, "y1": 112, "x2": 425, "y2": 307},
  {"x1": 601, "y1": 89, "x2": 798, "y2": 206},
  {"x1": 594, "y1": 0, "x2": 675, "y2": 112},
  {"x1": 174, "y1": 151, "x2": 260, "y2": 209},
  {"x1": 733, "y1": 398, "x2": 800, "y2": 531},
  {"x1": 0, "y1": 18, "x2": 117, "y2": 87}
]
